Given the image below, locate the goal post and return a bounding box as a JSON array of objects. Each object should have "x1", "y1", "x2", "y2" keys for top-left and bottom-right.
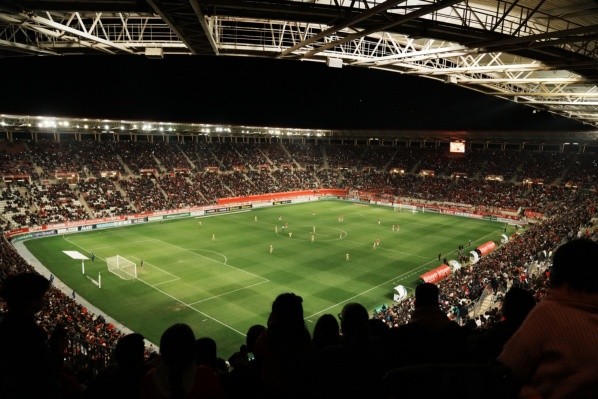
[{"x1": 106, "y1": 255, "x2": 137, "y2": 280}]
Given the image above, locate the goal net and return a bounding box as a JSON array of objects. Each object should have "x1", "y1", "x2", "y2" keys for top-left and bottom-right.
[{"x1": 106, "y1": 255, "x2": 137, "y2": 280}]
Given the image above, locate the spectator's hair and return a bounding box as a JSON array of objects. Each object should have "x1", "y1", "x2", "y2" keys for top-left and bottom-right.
[
  {"x1": 339, "y1": 302, "x2": 369, "y2": 343},
  {"x1": 415, "y1": 282, "x2": 440, "y2": 307},
  {"x1": 266, "y1": 292, "x2": 311, "y2": 354},
  {"x1": 550, "y1": 238, "x2": 598, "y2": 293},
  {"x1": 246, "y1": 324, "x2": 266, "y2": 352},
  {"x1": 312, "y1": 313, "x2": 340, "y2": 349},
  {"x1": 340, "y1": 302, "x2": 369, "y2": 325},
  {"x1": 160, "y1": 323, "x2": 196, "y2": 366},
  {"x1": 114, "y1": 332, "x2": 146, "y2": 367},
  {"x1": 0, "y1": 272, "x2": 49, "y2": 309},
  {"x1": 159, "y1": 323, "x2": 196, "y2": 399},
  {"x1": 501, "y1": 287, "x2": 535, "y2": 326},
  {"x1": 195, "y1": 337, "x2": 217, "y2": 366},
  {"x1": 269, "y1": 292, "x2": 304, "y2": 327}
]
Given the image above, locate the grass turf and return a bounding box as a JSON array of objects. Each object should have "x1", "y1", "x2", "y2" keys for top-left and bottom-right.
[{"x1": 23, "y1": 200, "x2": 505, "y2": 358}]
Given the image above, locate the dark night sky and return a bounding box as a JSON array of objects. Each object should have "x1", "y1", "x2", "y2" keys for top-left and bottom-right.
[{"x1": 0, "y1": 54, "x2": 592, "y2": 132}]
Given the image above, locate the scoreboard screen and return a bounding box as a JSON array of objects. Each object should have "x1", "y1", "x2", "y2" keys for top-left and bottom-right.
[{"x1": 450, "y1": 141, "x2": 465, "y2": 153}]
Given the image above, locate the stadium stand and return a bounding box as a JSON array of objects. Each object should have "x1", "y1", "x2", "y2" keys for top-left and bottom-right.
[{"x1": 0, "y1": 139, "x2": 596, "y2": 398}]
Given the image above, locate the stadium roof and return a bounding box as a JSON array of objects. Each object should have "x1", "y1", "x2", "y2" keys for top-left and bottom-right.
[
  {"x1": 1, "y1": 1, "x2": 598, "y2": 128},
  {"x1": 2, "y1": 113, "x2": 598, "y2": 145}
]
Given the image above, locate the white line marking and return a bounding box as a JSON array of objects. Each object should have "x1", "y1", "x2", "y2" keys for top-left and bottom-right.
[
  {"x1": 152, "y1": 278, "x2": 181, "y2": 286},
  {"x1": 61, "y1": 236, "x2": 247, "y2": 337},
  {"x1": 188, "y1": 280, "x2": 270, "y2": 305},
  {"x1": 130, "y1": 256, "x2": 180, "y2": 279},
  {"x1": 148, "y1": 238, "x2": 268, "y2": 282}
]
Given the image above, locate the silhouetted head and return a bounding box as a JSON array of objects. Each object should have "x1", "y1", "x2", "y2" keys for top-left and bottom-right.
[
  {"x1": 415, "y1": 282, "x2": 440, "y2": 307},
  {"x1": 368, "y1": 317, "x2": 390, "y2": 341},
  {"x1": 339, "y1": 302, "x2": 369, "y2": 342},
  {"x1": 551, "y1": 238, "x2": 598, "y2": 293},
  {"x1": 312, "y1": 313, "x2": 340, "y2": 349},
  {"x1": 246, "y1": 324, "x2": 266, "y2": 353},
  {"x1": 159, "y1": 323, "x2": 196, "y2": 369},
  {"x1": 195, "y1": 337, "x2": 217, "y2": 366},
  {"x1": 114, "y1": 333, "x2": 146, "y2": 368},
  {"x1": 501, "y1": 287, "x2": 536, "y2": 326},
  {"x1": 268, "y1": 292, "x2": 305, "y2": 328},
  {"x1": 0, "y1": 272, "x2": 49, "y2": 314}
]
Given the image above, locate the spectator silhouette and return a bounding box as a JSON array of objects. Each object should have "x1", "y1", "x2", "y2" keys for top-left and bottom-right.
[
  {"x1": 368, "y1": 317, "x2": 391, "y2": 343},
  {"x1": 468, "y1": 286, "x2": 536, "y2": 363},
  {"x1": 253, "y1": 292, "x2": 312, "y2": 399},
  {"x1": 498, "y1": 238, "x2": 598, "y2": 399},
  {"x1": 140, "y1": 323, "x2": 224, "y2": 399},
  {"x1": 228, "y1": 324, "x2": 265, "y2": 371},
  {"x1": 0, "y1": 272, "x2": 62, "y2": 399},
  {"x1": 227, "y1": 324, "x2": 266, "y2": 398},
  {"x1": 194, "y1": 337, "x2": 229, "y2": 393},
  {"x1": 310, "y1": 302, "x2": 388, "y2": 398},
  {"x1": 311, "y1": 313, "x2": 340, "y2": 351},
  {"x1": 388, "y1": 282, "x2": 470, "y2": 367},
  {"x1": 85, "y1": 332, "x2": 148, "y2": 399}
]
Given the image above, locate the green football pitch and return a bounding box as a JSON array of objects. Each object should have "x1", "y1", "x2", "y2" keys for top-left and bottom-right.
[{"x1": 23, "y1": 200, "x2": 505, "y2": 359}]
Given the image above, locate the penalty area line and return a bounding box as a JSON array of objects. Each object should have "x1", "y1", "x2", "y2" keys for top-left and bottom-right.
[
  {"x1": 188, "y1": 280, "x2": 269, "y2": 305},
  {"x1": 134, "y1": 275, "x2": 247, "y2": 337}
]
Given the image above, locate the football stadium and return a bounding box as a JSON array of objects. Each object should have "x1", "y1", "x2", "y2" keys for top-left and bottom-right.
[{"x1": 1, "y1": 2, "x2": 598, "y2": 399}]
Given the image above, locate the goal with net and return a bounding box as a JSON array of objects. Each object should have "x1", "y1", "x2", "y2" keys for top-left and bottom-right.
[{"x1": 106, "y1": 255, "x2": 137, "y2": 280}]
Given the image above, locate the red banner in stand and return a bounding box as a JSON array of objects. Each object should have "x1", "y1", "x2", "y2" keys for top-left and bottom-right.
[
  {"x1": 476, "y1": 241, "x2": 497, "y2": 256},
  {"x1": 217, "y1": 189, "x2": 347, "y2": 205},
  {"x1": 419, "y1": 264, "x2": 452, "y2": 284}
]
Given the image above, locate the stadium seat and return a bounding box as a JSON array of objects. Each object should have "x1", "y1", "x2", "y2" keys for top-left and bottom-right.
[{"x1": 380, "y1": 362, "x2": 519, "y2": 399}]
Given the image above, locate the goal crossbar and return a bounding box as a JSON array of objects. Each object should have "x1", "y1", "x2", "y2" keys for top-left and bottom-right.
[{"x1": 106, "y1": 255, "x2": 137, "y2": 280}]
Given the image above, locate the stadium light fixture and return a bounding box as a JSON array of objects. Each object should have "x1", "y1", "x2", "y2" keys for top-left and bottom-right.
[{"x1": 326, "y1": 57, "x2": 343, "y2": 68}]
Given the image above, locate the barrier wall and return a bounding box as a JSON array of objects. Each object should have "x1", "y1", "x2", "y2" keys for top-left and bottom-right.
[{"x1": 216, "y1": 189, "x2": 347, "y2": 205}]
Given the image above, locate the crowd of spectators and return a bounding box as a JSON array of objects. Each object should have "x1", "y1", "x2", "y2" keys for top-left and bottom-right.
[
  {"x1": 412, "y1": 146, "x2": 447, "y2": 173},
  {"x1": 76, "y1": 141, "x2": 126, "y2": 177},
  {"x1": 443, "y1": 148, "x2": 489, "y2": 178},
  {"x1": 567, "y1": 153, "x2": 598, "y2": 189},
  {"x1": 0, "y1": 139, "x2": 597, "y2": 398},
  {"x1": 0, "y1": 234, "x2": 124, "y2": 394},
  {"x1": 193, "y1": 171, "x2": 235, "y2": 203},
  {"x1": 112, "y1": 142, "x2": 160, "y2": 175},
  {"x1": 255, "y1": 143, "x2": 294, "y2": 169},
  {"x1": 373, "y1": 195, "x2": 595, "y2": 330},
  {"x1": 0, "y1": 185, "x2": 37, "y2": 229},
  {"x1": 0, "y1": 139, "x2": 595, "y2": 228},
  {"x1": 234, "y1": 143, "x2": 270, "y2": 168},
  {"x1": 284, "y1": 143, "x2": 323, "y2": 169},
  {"x1": 314, "y1": 168, "x2": 341, "y2": 188},
  {"x1": 119, "y1": 176, "x2": 171, "y2": 213},
  {"x1": 244, "y1": 171, "x2": 278, "y2": 195},
  {"x1": 1, "y1": 140, "x2": 596, "y2": 226},
  {"x1": 78, "y1": 178, "x2": 133, "y2": 218},
  {"x1": 157, "y1": 174, "x2": 206, "y2": 209},
  {"x1": 357, "y1": 145, "x2": 398, "y2": 170},
  {"x1": 214, "y1": 143, "x2": 247, "y2": 171},
  {"x1": 28, "y1": 141, "x2": 87, "y2": 177},
  {"x1": 29, "y1": 182, "x2": 89, "y2": 225},
  {"x1": 217, "y1": 172, "x2": 257, "y2": 198},
  {"x1": 517, "y1": 152, "x2": 573, "y2": 185},
  {"x1": 477, "y1": 149, "x2": 521, "y2": 181},
  {"x1": 180, "y1": 141, "x2": 220, "y2": 172},
  {"x1": 324, "y1": 144, "x2": 365, "y2": 169},
  {"x1": 0, "y1": 141, "x2": 36, "y2": 177}
]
